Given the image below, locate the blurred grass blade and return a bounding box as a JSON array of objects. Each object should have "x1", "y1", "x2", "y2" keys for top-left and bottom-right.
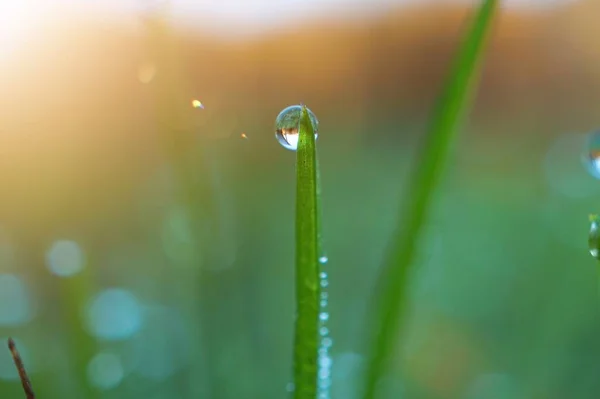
[
  {"x1": 293, "y1": 105, "x2": 321, "y2": 398},
  {"x1": 8, "y1": 338, "x2": 35, "y2": 399},
  {"x1": 362, "y1": 1, "x2": 499, "y2": 398}
]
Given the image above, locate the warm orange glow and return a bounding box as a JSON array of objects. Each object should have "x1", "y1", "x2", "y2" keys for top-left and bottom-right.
[
  {"x1": 138, "y1": 63, "x2": 157, "y2": 84},
  {"x1": 0, "y1": 1, "x2": 40, "y2": 59}
]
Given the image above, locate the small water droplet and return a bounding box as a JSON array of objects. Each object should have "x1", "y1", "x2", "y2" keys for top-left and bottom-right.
[
  {"x1": 319, "y1": 354, "x2": 332, "y2": 367},
  {"x1": 320, "y1": 299, "x2": 328, "y2": 307},
  {"x1": 319, "y1": 272, "x2": 327, "y2": 279},
  {"x1": 590, "y1": 214, "x2": 600, "y2": 259},
  {"x1": 320, "y1": 280, "x2": 329, "y2": 288},
  {"x1": 286, "y1": 382, "x2": 295, "y2": 392},
  {"x1": 320, "y1": 292, "x2": 328, "y2": 300},
  {"x1": 318, "y1": 377, "x2": 331, "y2": 389},
  {"x1": 319, "y1": 326, "x2": 329, "y2": 336},
  {"x1": 322, "y1": 337, "x2": 333, "y2": 348},
  {"x1": 319, "y1": 255, "x2": 328, "y2": 264},
  {"x1": 319, "y1": 312, "x2": 329, "y2": 322},
  {"x1": 274, "y1": 105, "x2": 319, "y2": 151},
  {"x1": 585, "y1": 130, "x2": 600, "y2": 180},
  {"x1": 241, "y1": 132, "x2": 248, "y2": 139},
  {"x1": 191, "y1": 99, "x2": 204, "y2": 109}
]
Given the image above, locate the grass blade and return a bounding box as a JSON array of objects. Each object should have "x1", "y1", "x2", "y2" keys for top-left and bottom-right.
[
  {"x1": 362, "y1": 1, "x2": 499, "y2": 397},
  {"x1": 293, "y1": 105, "x2": 321, "y2": 398}
]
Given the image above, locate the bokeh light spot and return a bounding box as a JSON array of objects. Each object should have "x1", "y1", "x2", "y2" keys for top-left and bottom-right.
[
  {"x1": 0, "y1": 274, "x2": 33, "y2": 326},
  {"x1": 87, "y1": 352, "x2": 124, "y2": 390},
  {"x1": 85, "y1": 288, "x2": 142, "y2": 341},
  {"x1": 45, "y1": 240, "x2": 85, "y2": 277}
]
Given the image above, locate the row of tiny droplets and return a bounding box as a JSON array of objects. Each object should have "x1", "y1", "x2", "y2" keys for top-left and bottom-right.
[{"x1": 317, "y1": 255, "x2": 332, "y2": 399}]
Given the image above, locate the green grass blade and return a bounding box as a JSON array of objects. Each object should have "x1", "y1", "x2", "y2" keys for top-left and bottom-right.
[
  {"x1": 362, "y1": 1, "x2": 499, "y2": 398},
  {"x1": 293, "y1": 105, "x2": 321, "y2": 399}
]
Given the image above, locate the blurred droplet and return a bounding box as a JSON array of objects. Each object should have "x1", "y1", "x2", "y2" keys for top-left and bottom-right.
[
  {"x1": 275, "y1": 105, "x2": 319, "y2": 151},
  {"x1": 138, "y1": 63, "x2": 156, "y2": 84},
  {"x1": 87, "y1": 352, "x2": 124, "y2": 390},
  {"x1": 319, "y1": 256, "x2": 328, "y2": 264},
  {"x1": 241, "y1": 132, "x2": 248, "y2": 139},
  {"x1": 45, "y1": 240, "x2": 85, "y2": 277},
  {"x1": 585, "y1": 130, "x2": 600, "y2": 180},
  {"x1": 590, "y1": 214, "x2": 600, "y2": 259},
  {"x1": 544, "y1": 133, "x2": 598, "y2": 198},
  {"x1": 0, "y1": 274, "x2": 33, "y2": 326},
  {"x1": 191, "y1": 99, "x2": 204, "y2": 109},
  {"x1": 86, "y1": 288, "x2": 142, "y2": 341}
]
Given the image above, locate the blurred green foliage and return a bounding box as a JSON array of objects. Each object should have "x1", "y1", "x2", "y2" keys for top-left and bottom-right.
[{"x1": 1, "y1": 2, "x2": 600, "y2": 399}]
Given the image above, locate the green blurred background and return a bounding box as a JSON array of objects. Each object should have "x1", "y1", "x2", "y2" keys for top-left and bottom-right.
[{"x1": 1, "y1": 0, "x2": 600, "y2": 398}]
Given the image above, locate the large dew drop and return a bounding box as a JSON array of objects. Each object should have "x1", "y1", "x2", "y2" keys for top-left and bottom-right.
[{"x1": 275, "y1": 105, "x2": 319, "y2": 151}]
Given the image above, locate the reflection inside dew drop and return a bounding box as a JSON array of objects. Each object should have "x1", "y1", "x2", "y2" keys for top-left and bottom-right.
[{"x1": 274, "y1": 105, "x2": 319, "y2": 151}]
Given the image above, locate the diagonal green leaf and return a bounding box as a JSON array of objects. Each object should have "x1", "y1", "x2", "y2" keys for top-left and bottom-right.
[
  {"x1": 293, "y1": 105, "x2": 321, "y2": 399},
  {"x1": 362, "y1": 1, "x2": 499, "y2": 398}
]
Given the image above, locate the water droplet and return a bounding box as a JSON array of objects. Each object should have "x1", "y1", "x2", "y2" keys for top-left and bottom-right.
[
  {"x1": 319, "y1": 256, "x2": 328, "y2": 264},
  {"x1": 319, "y1": 272, "x2": 327, "y2": 279},
  {"x1": 319, "y1": 312, "x2": 329, "y2": 322},
  {"x1": 585, "y1": 130, "x2": 600, "y2": 180},
  {"x1": 319, "y1": 353, "x2": 332, "y2": 366},
  {"x1": 319, "y1": 368, "x2": 331, "y2": 379},
  {"x1": 319, "y1": 326, "x2": 329, "y2": 336},
  {"x1": 322, "y1": 337, "x2": 333, "y2": 348},
  {"x1": 320, "y1": 280, "x2": 329, "y2": 288},
  {"x1": 590, "y1": 214, "x2": 600, "y2": 259},
  {"x1": 274, "y1": 104, "x2": 319, "y2": 151},
  {"x1": 191, "y1": 99, "x2": 204, "y2": 109},
  {"x1": 320, "y1": 292, "x2": 328, "y2": 300},
  {"x1": 320, "y1": 299, "x2": 328, "y2": 307},
  {"x1": 318, "y1": 377, "x2": 331, "y2": 389},
  {"x1": 241, "y1": 132, "x2": 248, "y2": 139}
]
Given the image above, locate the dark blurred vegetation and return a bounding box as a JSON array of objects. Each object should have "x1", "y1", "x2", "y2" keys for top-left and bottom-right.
[{"x1": 1, "y1": 1, "x2": 600, "y2": 398}]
